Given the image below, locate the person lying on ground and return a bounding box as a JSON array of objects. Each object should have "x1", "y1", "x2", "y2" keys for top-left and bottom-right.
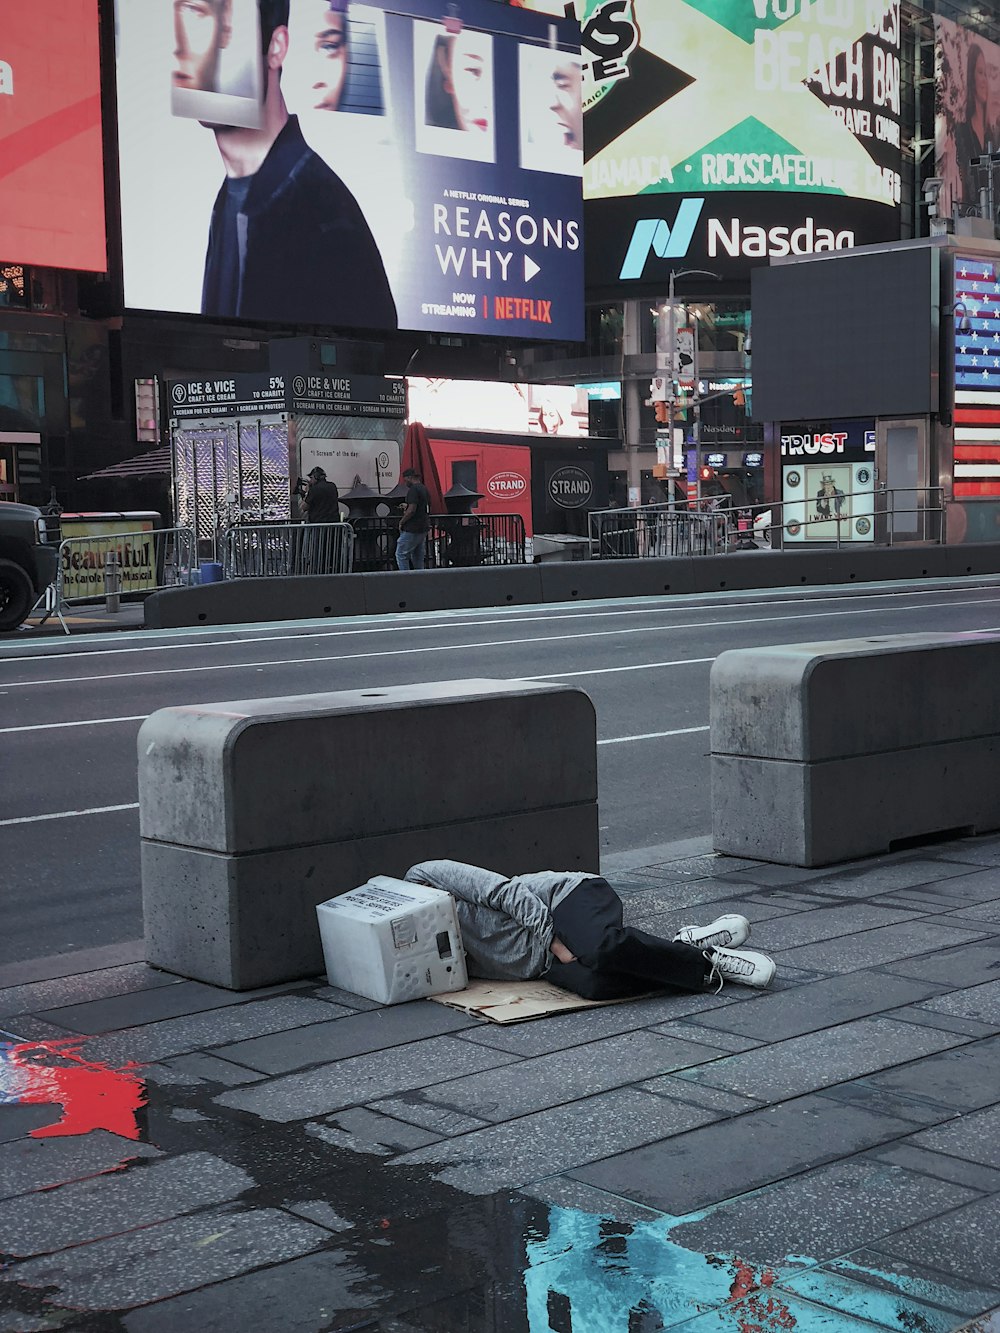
[{"x1": 403, "y1": 860, "x2": 776, "y2": 1000}]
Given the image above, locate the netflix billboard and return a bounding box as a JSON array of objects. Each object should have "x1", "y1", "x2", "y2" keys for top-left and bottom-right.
[{"x1": 0, "y1": 0, "x2": 107, "y2": 272}]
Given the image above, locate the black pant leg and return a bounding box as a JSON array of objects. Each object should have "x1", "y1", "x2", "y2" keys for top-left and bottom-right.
[{"x1": 552, "y1": 878, "x2": 708, "y2": 994}]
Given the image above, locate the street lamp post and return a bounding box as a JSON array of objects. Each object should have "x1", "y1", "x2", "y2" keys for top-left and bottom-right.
[{"x1": 661, "y1": 269, "x2": 718, "y2": 510}]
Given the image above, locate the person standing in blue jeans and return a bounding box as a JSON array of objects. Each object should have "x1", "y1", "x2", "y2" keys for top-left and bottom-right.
[{"x1": 396, "y1": 467, "x2": 431, "y2": 570}]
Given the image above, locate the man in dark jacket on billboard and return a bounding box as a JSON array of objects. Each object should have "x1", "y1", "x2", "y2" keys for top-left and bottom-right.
[{"x1": 200, "y1": 0, "x2": 397, "y2": 329}]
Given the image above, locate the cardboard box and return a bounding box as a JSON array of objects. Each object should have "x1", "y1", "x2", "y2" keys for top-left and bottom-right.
[{"x1": 316, "y1": 876, "x2": 467, "y2": 1004}]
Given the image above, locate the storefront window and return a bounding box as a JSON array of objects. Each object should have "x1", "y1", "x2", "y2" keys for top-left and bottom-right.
[{"x1": 585, "y1": 305, "x2": 624, "y2": 359}]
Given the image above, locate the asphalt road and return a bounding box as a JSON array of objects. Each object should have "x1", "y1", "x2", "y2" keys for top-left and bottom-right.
[{"x1": 5, "y1": 576, "x2": 1000, "y2": 971}]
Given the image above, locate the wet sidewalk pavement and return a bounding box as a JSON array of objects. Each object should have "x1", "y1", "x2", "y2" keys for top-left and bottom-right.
[{"x1": 2, "y1": 834, "x2": 1000, "y2": 1333}]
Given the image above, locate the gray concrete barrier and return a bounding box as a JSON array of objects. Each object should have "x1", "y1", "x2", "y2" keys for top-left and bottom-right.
[
  {"x1": 362, "y1": 566, "x2": 544, "y2": 615},
  {"x1": 710, "y1": 632, "x2": 1000, "y2": 866},
  {"x1": 139, "y1": 679, "x2": 598, "y2": 989},
  {"x1": 142, "y1": 543, "x2": 1000, "y2": 630}
]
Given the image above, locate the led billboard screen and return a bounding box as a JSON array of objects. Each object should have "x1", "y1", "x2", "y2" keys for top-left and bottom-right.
[
  {"x1": 935, "y1": 19, "x2": 1000, "y2": 221},
  {"x1": 0, "y1": 0, "x2": 107, "y2": 272},
  {"x1": 114, "y1": 0, "x2": 583, "y2": 339},
  {"x1": 556, "y1": 0, "x2": 902, "y2": 288},
  {"x1": 407, "y1": 377, "x2": 589, "y2": 435}
]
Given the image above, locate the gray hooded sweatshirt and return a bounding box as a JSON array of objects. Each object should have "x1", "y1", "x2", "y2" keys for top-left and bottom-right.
[{"x1": 404, "y1": 860, "x2": 593, "y2": 981}]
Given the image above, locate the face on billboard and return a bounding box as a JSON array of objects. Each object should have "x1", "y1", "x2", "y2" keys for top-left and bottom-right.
[
  {"x1": 935, "y1": 18, "x2": 1000, "y2": 219},
  {"x1": 565, "y1": 0, "x2": 902, "y2": 286},
  {"x1": 0, "y1": 0, "x2": 107, "y2": 271},
  {"x1": 115, "y1": 0, "x2": 583, "y2": 339}
]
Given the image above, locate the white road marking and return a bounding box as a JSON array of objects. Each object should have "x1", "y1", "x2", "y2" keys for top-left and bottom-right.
[
  {"x1": 527, "y1": 657, "x2": 715, "y2": 679},
  {"x1": 0, "y1": 803, "x2": 140, "y2": 827},
  {"x1": 0, "y1": 715, "x2": 148, "y2": 734},
  {"x1": 598, "y1": 726, "x2": 709, "y2": 746},
  {"x1": 4, "y1": 601, "x2": 999, "y2": 691}
]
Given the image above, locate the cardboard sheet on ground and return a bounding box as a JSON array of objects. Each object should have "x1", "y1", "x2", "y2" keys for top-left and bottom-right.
[{"x1": 429, "y1": 978, "x2": 654, "y2": 1024}]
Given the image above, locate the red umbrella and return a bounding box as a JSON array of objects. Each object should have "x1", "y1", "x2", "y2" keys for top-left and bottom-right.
[{"x1": 401, "y1": 421, "x2": 445, "y2": 514}]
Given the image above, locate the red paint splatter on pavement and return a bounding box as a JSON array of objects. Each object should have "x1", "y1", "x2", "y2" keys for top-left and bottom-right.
[
  {"x1": 727, "y1": 1262, "x2": 795, "y2": 1333},
  {"x1": 0, "y1": 1039, "x2": 146, "y2": 1140}
]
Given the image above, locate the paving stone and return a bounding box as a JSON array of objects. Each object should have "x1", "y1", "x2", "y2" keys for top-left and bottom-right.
[
  {"x1": 883, "y1": 942, "x2": 1000, "y2": 986},
  {"x1": 310, "y1": 985, "x2": 382, "y2": 1011},
  {"x1": 3, "y1": 1205, "x2": 326, "y2": 1312},
  {"x1": 820, "y1": 1249, "x2": 1000, "y2": 1318},
  {"x1": 0, "y1": 1131, "x2": 161, "y2": 1202},
  {"x1": 717, "y1": 861, "x2": 862, "y2": 886},
  {"x1": 764, "y1": 903, "x2": 924, "y2": 950},
  {"x1": 788, "y1": 860, "x2": 990, "y2": 896},
  {"x1": 634, "y1": 854, "x2": 761, "y2": 880},
  {"x1": 0, "y1": 1104, "x2": 60, "y2": 1143},
  {"x1": 877, "y1": 1194, "x2": 1000, "y2": 1286},
  {"x1": 33, "y1": 981, "x2": 318, "y2": 1035},
  {"x1": 283, "y1": 1200, "x2": 354, "y2": 1232},
  {"x1": 414, "y1": 1030, "x2": 723, "y2": 1124},
  {"x1": 569, "y1": 1091, "x2": 916, "y2": 1214},
  {"x1": 816, "y1": 1082, "x2": 962, "y2": 1127},
  {"x1": 639, "y1": 1075, "x2": 763, "y2": 1115},
  {"x1": 668, "y1": 1016, "x2": 968, "y2": 1101},
  {"x1": 906, "y1": 1104, "x2": 1000, "y2": 1169},
  {"x1": 367, "y1": 1095, "x2": 490, "y2": 1137},
  {"x1": 684, "y1": 973, "x2": 949, "y2": 1043},
  {"x1": 212, "y1": 1003, "x2": 477, "y2": 1075},
  {"x1": 158, "y1": 1052, "x2": 266, "y2": 1086},
  {"x1": 0, "y1": 1151, "x2": 253, "y2": 1257},
  {"x1": 81, "y1": 996, "x2": 346, "y2": 1065},
  {"x1": 519, "y1": 1175, "x2": 667, "y2": 1222},
  {"x1": 649, "y1": 1021, "x2": 764, "y2": 1053},
  {"x1": 916, "y1": 979, "x2": 1000, "y2": 1025},
  {"x1": 774, "y1": 922, "x2": 988, "y2": 975},
  {"x1": 215, "y1": 1035, "x2": 521, "y2": 1123},
  {"x1": 666, "y1": 1158, "x2": 978, "y2": 1267},
  {"x1": 863, "y1": 1142, "x2": 1000, "y2": 1194},
  {"x1": 621, "y1": 885, "x2": 790, "y2": 925},
  {"x1": 869, "y1": 888, "x2": 992, "y2": 913},
  {"x1": 855, "y1": 1035, "x2": 1000, "y2": 1111},
  {"x1": 934, "y1": 838, "x2": 1000, "y2": 867},
  {"x1": 888, "y1": 1006, "x2": 1000, "y2": 1039},
  {"x1": 391, "y1": 1087, "x2": 718, "y2": 1194},
  {"x1": 0, "y1": 964, "x2": 178, "y2": 1022},
  {"x1": 323, "y1": 1107, "x2": 441, "y2": 1152},
  {"x1": 454, "y1": 991, "x2": 739, "y2": 1058},
  {"x1": 943, "y1": 902, "x2": 1000, "y2": 923},
  {"x1": 780, "y1": 1265, "x2": 984, "y2": 1333}
]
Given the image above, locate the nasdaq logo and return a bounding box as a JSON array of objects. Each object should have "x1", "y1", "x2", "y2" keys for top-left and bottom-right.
[{"x1": 618, "y1": 200, "x2": 705, "y2": 280}]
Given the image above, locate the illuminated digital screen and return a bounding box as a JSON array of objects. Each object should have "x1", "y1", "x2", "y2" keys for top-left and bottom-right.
[
  {"x1": 0, "y1": 1, "x2": 107, "y2": 271},
  {"x1": 935, "y1": 19, "x2": 1000, "y2": 220},
  {"x1": 407, "y1": 377, "x2": 589, "y2": 435},
  {"x1": 114, "y1": 0, "x2": 583, "y2": 339},
  {"x1": 558, "y1": 0, "x2": 902, "y2": 287},
  {"x1": 953, "y1": 254, "x2": 1000, "y2": 497}
]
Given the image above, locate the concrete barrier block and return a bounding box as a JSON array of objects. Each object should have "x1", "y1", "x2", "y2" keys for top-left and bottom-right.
[
  {"x1": 711, "y1": 633, "x2": 1000, "y2": 762},
  {"x1": 361, "y1": 566, "x2": 544, "y2": 615},
  {"x1": 538, "y1": 558, "x2": 695, "y2": 603},
  {"x1": 713, "y1": 737, "x2": 1000, "y2": 867},
  {"x1": 142, "y1": 805, "x2": 600, "y2": 989},
  {"x1": 944, "y1": 542, "x2": 1000, "y2": 578},
  {"x1": 139, "y1": 680, "x2": 595, "y2": 853},
  {"x1": 144, "y1": 575, "x2": 368, "y2": 629}
]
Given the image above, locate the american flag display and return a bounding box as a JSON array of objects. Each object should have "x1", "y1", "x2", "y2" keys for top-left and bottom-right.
[{"x1": 954, "y1": 256, "x2": 1000, "y2": 496}]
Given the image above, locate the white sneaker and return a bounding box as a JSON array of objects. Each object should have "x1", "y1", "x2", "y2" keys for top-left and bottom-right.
[
  {"x1": 675, "y1": 914, "x2": 750, "y2": 950},
  {"x1": 704, "y1": 946, "x2": 776, "y2": 991}
]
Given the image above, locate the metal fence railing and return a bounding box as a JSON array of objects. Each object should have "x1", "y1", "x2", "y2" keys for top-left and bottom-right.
[
  {"x1": 589, "y1": 505, "x2": 732, "y2": 559},
  {"x1": 34, "y1": 526, "x2": 197, "y2": 633},
  {"x1": 222, "y1": 522, "x2": 355, "y2": 578},
  {"x1": 351, "y1": 513, "x2": 527, "y2": 573},
  {"x1": 759, "y1": 485, "x2": 945, "y2": 549}
]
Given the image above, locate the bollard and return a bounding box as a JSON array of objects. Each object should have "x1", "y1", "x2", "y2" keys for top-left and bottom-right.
[{"x1": 104, "y1": 552, "x2": 121, "y2": 614}]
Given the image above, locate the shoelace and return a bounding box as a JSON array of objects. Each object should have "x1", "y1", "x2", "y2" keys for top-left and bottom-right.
[
  {"x1": 716, "y1": 953, "x2": 756, "y2": 977},
  {"x1": 703, "y1": 951, "x2": 725, "y2": 994}
]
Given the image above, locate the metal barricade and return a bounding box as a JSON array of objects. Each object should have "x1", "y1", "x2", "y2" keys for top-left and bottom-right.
[
  {"x1": 589, "y1": 505, "x2": 727, "y2": 559},
  {"x1": 350, "y1": 513, "x2": 526, "y2": 572},
  {"x1": 36, "y1": 526, "x2": 197, "y2": 634},
  {"x1": 223, "y1": 522, "x2": 355, "y2": 578}
]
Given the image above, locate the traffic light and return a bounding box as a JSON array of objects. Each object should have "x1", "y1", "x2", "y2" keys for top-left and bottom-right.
[
  {"x1": 653, "y1": 400, "x2": 669, "y2": 423},
  {"x1": 699, "y1": 465, "x2": 714, "y2": 481},
  {"x1": 732, "y1": 385, "x2": 746, "y2": 409}
]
